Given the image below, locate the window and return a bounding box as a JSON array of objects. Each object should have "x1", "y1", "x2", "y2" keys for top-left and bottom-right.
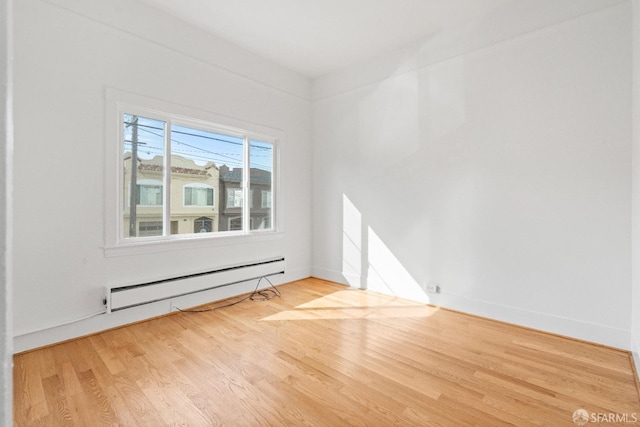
[
  {"x1": 229, "y1": 216, "x2": 255, "y2": 230},
  {"x1": 228, "y1": 216, "x2": 242, "y2": 231},
  {"x1": 119, "y1": 109, "x2": 276, "y2": 242},
  {"x1": 136, "y1": 182, "x2": 163, "y2": 206},
  {"x1": 261, "y1": 190, "x2": 271, "y2": 208},
  {"x1": 185, "y1": 184, "x2": 214, "y2": 207},
  {"x1": 226, "y1": 188, "x2": 243, "y2": 208},
  {"x1": 225, "y1": 189, "x2": 256, "y2": 208}
]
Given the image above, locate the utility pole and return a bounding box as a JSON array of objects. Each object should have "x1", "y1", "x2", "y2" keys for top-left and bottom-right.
[{"x1": 128, "y1": 115, "x2": 138, "y2": 237}]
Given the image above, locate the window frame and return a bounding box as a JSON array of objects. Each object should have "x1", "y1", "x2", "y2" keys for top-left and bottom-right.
[{"x1": 104, "y1": 90, "x2": 282, "y2": 257}]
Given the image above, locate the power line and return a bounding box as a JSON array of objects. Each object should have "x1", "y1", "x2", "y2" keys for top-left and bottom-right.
[
  {"x1": 124, "y1": 141, "x2": 245, "y2": 168},
  {"x1": 123, "y1": 119, "x2": 273, "y2": 170},
  {"x1": 124, "y1": 119, "x2": 272, "y2": 150}
]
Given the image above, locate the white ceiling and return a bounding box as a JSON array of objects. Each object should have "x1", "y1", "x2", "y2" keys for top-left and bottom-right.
[{"x1": 138, "y1": 0, "x2": 625, "y2": 78}]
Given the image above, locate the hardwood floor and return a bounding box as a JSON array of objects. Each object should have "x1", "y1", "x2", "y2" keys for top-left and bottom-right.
[{"x1": 13, "y1": 277, "x2": 640, "y2": 426}]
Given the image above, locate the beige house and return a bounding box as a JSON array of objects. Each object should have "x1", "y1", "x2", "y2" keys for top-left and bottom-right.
[{"x1": 123, "y1": 154, "x2": 220, "y2": 237}]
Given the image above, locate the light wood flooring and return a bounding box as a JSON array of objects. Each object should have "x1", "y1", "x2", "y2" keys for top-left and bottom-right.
[{"x1": 13, "y1": 277, "x2": 640, "y2": 426}]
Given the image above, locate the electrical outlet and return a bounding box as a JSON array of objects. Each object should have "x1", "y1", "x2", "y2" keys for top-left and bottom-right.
[{"x1": 426, "y1": 283, "x2": 440, "y2": 293}]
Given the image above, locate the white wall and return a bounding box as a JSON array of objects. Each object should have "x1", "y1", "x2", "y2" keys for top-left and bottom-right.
[
  {"x1": 312, "y1": 2, "x2": 632, "y2": 349},
  {"x1": 0, "y1": 0, "x2": 13, "y2": 422},
  {"x1": 12, "y1": 0, "x2": 312, "y2": 352},
  {"x1": 11, "y1": 0, "x2": 635, "y2": 356},
  {"x1": 632, "y1": 0, "x2": 640, "y2": 366}
]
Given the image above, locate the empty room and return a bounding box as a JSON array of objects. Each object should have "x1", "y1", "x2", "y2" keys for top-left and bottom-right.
[{"x1": 3, "y1": 0, "x2": 640, "y2": 425}]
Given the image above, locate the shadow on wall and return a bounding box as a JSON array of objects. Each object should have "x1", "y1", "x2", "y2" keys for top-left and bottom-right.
[{"x1": 342, "y1": 194, "x2": 429, "y2": 304}]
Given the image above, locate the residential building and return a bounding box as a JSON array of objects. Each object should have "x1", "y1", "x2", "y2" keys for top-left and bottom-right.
[
  {"x1": 123, "y1": 154, "x2": 220, "y2": 237},
  {"x1": 218, "y1": 165, "x2": 272, "y2": 232}
]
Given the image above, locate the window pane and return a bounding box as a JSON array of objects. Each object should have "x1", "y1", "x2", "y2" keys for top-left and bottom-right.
[
  {"x1": 170, "y1": 124, "x2": 243, "y2": 235},
  {"x1": 262, "y1": 191, "x2": 271, "y2": 208},
  {"x1": 249, "y1": 140, "x2": 273, "y2": 230},
  {"x1": 184, "y1": 186, "x2": 214, "y2": 207},
  {"x1": 123, "y1": 114, "x2": 165, "y2": 238},
  {"x1": 226, "y1": 188, "x2": 243, "y2": 208},
  {"x1": 138, "y1": 184, "x2": 163, "y2": 205},
  {"x1": 229, "y1": 216, "x2": 242, "y2": 231}
]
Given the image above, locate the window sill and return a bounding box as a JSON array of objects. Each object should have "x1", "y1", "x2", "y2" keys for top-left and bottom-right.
[{"x1": 104, "y1": 231, "x2": 284, "y2": 258}]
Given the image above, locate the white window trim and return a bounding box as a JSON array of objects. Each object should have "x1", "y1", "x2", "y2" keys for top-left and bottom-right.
[{"x1": 104, "y1": 89, "x2": 283, "y2": 257}]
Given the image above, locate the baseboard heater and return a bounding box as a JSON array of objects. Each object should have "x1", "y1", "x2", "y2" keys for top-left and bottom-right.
[{"x1": 105, "y1": 257, "x2": 285, "y2": 313}]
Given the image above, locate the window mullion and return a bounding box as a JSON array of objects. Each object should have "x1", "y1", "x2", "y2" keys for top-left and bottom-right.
[
  {"x1": 243, "y1": 136, "x2": 250, "y2": 233},
  {"x1": 163, "y1": 119, "x2": 172, "y2": 236}
]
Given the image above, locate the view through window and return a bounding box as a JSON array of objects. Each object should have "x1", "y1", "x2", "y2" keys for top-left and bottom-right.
[{"x1": 122, "y1": 113, "x2": 274, "y2": 240}]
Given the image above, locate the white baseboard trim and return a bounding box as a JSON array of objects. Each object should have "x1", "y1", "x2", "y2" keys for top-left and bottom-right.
[
  {"x1": 311, "y1": 268, "x2": 631, "y2": 350},
  {"x1": 433, "y1": 292, "x2": 630, "y2": 350},
  {"x1": 312, "y1": 267, "x2": 362, "y2": 289},
  {"x1": 14, "y1": 268, "x2": 310, "y2": 353},
  {"x1": 631, "y1": 338, "x2": 640, "y2": 383}
]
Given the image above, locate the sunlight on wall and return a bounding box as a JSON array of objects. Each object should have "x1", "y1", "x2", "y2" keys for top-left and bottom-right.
[
  {"x1": 367, "y1": 227, "x2": 429, "y2": 303},
  {"x1": 342, "y1": 194, "x2": 363, "y2": 288},
  {"x1": 342, "y1": 194, "x2": 429, "y2": 303}
]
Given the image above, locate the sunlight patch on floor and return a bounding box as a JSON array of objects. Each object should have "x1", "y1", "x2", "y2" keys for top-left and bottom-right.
[{"x1": 260, "y1": 289, "x2": 439, "y2": 321}]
